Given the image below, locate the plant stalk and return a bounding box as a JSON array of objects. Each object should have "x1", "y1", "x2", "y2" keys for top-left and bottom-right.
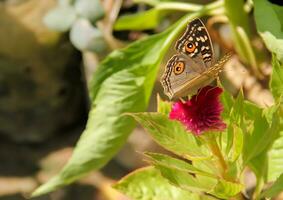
[
  {"x1": 207, "y1": 134, "x2": 228, "y2": 179},
  {"x1": 134, "y1": 0, "x2": 224, "y2": 14}
]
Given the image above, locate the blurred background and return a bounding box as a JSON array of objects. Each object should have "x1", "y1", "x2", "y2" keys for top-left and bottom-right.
[
  {"x1": 0, "y1": 0, "x2": 279, "y2": 199},
  {"x1": 0, "y1": 0, "x2": 163, "y2": 199}
]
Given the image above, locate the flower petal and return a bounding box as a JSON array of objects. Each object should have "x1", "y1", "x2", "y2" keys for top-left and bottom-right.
[{"x1": 169, "y1": 86, "x2": 226, "y2": 135}]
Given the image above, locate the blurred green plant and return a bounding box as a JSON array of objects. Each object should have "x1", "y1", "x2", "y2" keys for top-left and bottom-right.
[{"x1": 32, "y1": 0, "x2": 283, "y2": 199}]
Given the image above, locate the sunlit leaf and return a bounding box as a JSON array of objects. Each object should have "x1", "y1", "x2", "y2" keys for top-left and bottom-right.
[
  {"x1": 114, "y1": 9, "x2": 162, "y2": 31},
  {"x1": 157, "y1": 96, "x2": 171, "y2": 115},
  {"x1": 267, "y1": 131, "x2": 283, "y2": 181},
  {"x1": 270, "y1": 54, "x2": 283, "y2": 101},
  {"x1": 254, "y1": 0, "x2": 283, "y2": 62},
  {"x1": 129, "y1": 112, "x2": 211, "y2": 160},
  {"x1": 145, "y1": 152, "x2": 216, "y2": 178},
  {"x1": 243, "y1": 106, "x2": 280, "y2": 164},
  {"x1": 114, "y1": 167, "x2": 199, "y2": 200},
  {"x1": 231, "y1": 89, "x2": 244, "y2": 124},
  {"x1": 224, "y1": 91, "x2": 243, "y2": 157},
  {"x1": 228, "y1": 125, "x2": 243, "y2": 162},
  {"x1": 210, "y1": 179, "x2": 243, "y2": 199},
  {"x1": 157, "y1": 164, "x2": 242, "y2": 199},
  {"x1": 220, "y1": 90, "x2": 234, "y2": 120},
  {"x1": 157, "y1": 165, "x2": 211, "y2": 193}
]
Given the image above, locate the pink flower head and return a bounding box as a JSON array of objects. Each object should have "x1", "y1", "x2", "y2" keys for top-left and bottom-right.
[{"x1": 169, "y1": 86, "x2": 226, "y2": 135}]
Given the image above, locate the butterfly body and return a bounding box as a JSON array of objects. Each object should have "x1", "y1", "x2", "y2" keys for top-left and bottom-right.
[{"x1": 161, "y1": 18, "x2": 231, "y2": 99}]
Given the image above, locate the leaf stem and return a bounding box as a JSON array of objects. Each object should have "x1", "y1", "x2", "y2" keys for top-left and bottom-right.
[
  {"x1": 134, "y1": 0, "x2": 224, "y2": 13},
  {"x1": 133, "y1": 0, "x2": 159, "y2": 6},
  {"x1": 206, "y1": 134, "x2": 228, "y2": 179},
  {"x1": 156, "y1": 2, "x2": 203, "y2": 12},
  {"x1": 252, "y1": 178, "x2": 264, "y2": 200}
]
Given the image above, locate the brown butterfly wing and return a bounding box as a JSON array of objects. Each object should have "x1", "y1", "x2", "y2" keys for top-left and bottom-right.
[
  {"x1": 161, "y1": 53, "x2": 232, "y2": 99},
  {"x1": 175, "y1": 18, "x2": 214, "y2": 68},
  {"x1": 161, "y1": 54, "x2": 202, "y2": 99}
]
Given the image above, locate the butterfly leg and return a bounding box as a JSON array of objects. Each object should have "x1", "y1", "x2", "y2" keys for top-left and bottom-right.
[{"x1": 179, "y1": 97, "x2": 188, "y2": 103}]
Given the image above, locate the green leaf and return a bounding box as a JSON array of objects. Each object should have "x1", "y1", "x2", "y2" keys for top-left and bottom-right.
[
  {"x1": 270, "y1": 54, "x2": 283, "y2": 101},
  {"x1": 248, "y1": 152, "x2": 267, "y2": 199},
  {"x1": 157, "y1": 96, "x2": 171, "y2": 115},
  {"x1": 157, "y1": 165, "x2": 242, "y2": 199},
  {"x1": 231, "y1": 89, "x2": 244, "y2": 124},
  {"x1": 157, "y1": 165, "x2": 211, "y2": 193},
  {"x1": 267, "y1": 130, "x2": 283, "y2": 181},
  {"x1": 254, "y1": 0, "x2": 283, "y2": 62},
  {"x1": 145, "y1": 152, "x2": 216, "y2": 178},
  {"x1": 243, "y1": 106, "x2": 280, "y2": 164},
  {"x1": 220, "y1": 90, "x2": 234, "y2": 120},
  {"x1": 129, "y1": 112, "x2": 211, "y2": 160},
  {"x1": 192, "y1": 160, "x2": 220, "y2": 192},
  {"x1": 43, "y1": 6, "x2": 77, "y2": 32},
  {"x1": 224, "y1": 0, "x2": 257, "y2": 68},
  {"x1": 70, "y1": 19, "x2": 107, "y2": 52},
  {"x1": 114, "y1": 167, "x2": 198, "y2": 200},
  {"x1": 114, "y1": 9, "x2": 162, "y2": 31},
  {"x1": 227, "y1": 125, "x2": 243, "y2": 162},
  {"x1": 260, "y1": 173, "x2": 283, "y2": 198},
  {"x1": 31, "y1": 13, "x2": 200, "y2": 197},
  {"x1": 224, "y1": 90, "x2": 243, "y2": 157},
  {"x1": 211, "y1": 179, "x2": 243, "y2": 199},
  {"x1": 74, "y1": 0, "x2": 104, "y2": 22}
]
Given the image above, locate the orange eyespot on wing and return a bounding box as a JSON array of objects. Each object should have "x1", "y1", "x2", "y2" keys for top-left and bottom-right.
[
  {"x1": 185, "y1": 42, "x2": 196, "y2": 53},
  {"x1": 174, "y1": 61, "x2": 185, "y2": 75}
]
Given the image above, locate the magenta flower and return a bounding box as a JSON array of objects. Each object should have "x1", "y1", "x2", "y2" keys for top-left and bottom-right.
[{"x1": 169, "y1": 86, "x2": 226, "y2": 135}]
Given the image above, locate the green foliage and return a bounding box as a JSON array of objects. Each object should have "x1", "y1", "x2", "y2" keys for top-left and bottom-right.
[
  {"x1": 157, "y1": 164, "x2": 243, "y2": 199},
  {"x1": 157, "y1": 165, "x2": 212, "y2": 193},
  {"x1": 243, "y1": 105, "x2": 280, "y2": 164},
  {"x1": 31, "y1": 25, "x2": 171, "y2": 198},
  {"x1": 211, "y1": 180, "x2": 243, "y2": 199},
  {"x1": 254, "y1": 0, "x2": 283, "y2": 63},
  {"x1": 32, "y1": 13, "x2": 199, "y2": 197},
  {"x1": 36, "y1": 0, "x2": 283, "y2": 198},
  {"x1": 114, "y1": 167, "x2": 208, "y2": 200},
  {"x1": 267, "y1": 131, "x2": 283, "y2": 181},
  {"x1": 224, "y1": 0, "x2": 256, "y2": 68},
  {"x1": 114, "y1": 9, "x2": 162, "y2": 31},
  {"x1": 260, "y1": 173, "x2": 283, "y2": 198},
  {"x1": 145, "y1": 152, "x2": 216, "y2": 178},
  {"x1": 270, "y1": 54, "x2": 283, "y2": 101},
  {"x1": 157, "y1": 96, "x2": 171, "y2": 115},
  {"x1": 129, "y1": 112, "x2": 210, "y2": 160}
]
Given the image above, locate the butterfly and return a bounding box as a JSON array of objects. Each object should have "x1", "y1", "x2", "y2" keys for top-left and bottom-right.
[{"x1": 161, "y1": 18, "x2": 231, "y2": 99}]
